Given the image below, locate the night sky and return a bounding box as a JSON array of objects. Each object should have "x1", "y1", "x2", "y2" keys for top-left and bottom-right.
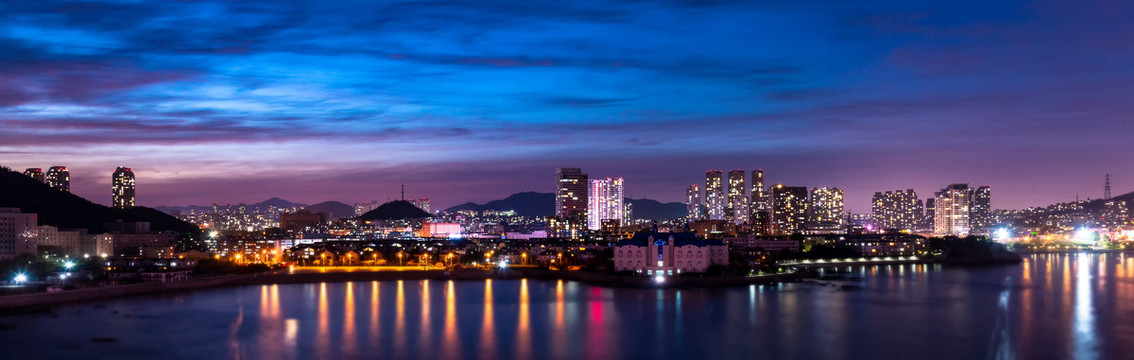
[{"x1": 1, "y1": 0, "x2": 1132, "y2": 212}]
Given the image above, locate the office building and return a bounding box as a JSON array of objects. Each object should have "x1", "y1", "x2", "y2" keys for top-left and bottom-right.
[
  {"x1": 587, "y1": 177, "x2": 625, "y2": 230},
  {"x1": 46, "y1": 166, "x2": 70, "y2": 192},
  {"x1": 686, "y1": 184, "x2": 702, "y2": 220},
  {"x1": 112, "y1": 167, "x2": 136, "y2": 209},
  {"x1": 770, "y1": 185, "x2": 808, "y2": 235},
  {"x1": 934, "y1": 184, "x2": 973, "y2": 236},
  {"x1": 23, "y1": 168, "x2": 45, "y2": 183},
  {"x1": 705, "y1": 170, "x2": 724, "y2": 220}
]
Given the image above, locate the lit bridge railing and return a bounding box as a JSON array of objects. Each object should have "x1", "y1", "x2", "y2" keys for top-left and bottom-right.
[{"x1": 778, "y1": 256, "x2": 925, "y2": 266}]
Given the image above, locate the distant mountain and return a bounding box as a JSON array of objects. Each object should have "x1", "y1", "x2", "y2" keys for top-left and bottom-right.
[
  {"x1": 259, "y1": 197, "x2": 302, "y2": 208},
  {"x1": 306, "y1": 201, "x2": 354, "y2": 220},
  {"x1": 445, "y1": 192, "x2": 556, "y2": 217},
  {"x1": 443, "y1": 192, "x2": 685, "y2": 220},
  {"x1": 626, "y1": 198, "x2": 686, "y2": 221},
  {"x1": 0, "y1": 167, "x2": 199, "y2": 235},
  {"x1": 358, "y1": 200, "x2": 432, "y2": 221},
  {"x1": 155, "y1": 197, "x2": 305, "y2": 215}
]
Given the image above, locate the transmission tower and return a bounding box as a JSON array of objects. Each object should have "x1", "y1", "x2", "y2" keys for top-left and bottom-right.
[{"x1": 1105, "y1": 174, "x2": 1111, "y2": 200}]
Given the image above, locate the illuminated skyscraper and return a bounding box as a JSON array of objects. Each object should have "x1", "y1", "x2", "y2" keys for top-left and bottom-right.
[
  {"x1": 808, "y1": 187, "x2": 844, "y2": 233},
  {"x1": 705, "y1": 170, "x2": 724, "y2": 220},
  {"x1": 934, "y1": 184, "x2": 972, "y2": 236},
  {"x1": 726, "y1": 169, "x2": 746, "y2": 222},
  {"x1": 871, "y1": 189, "x2": 923, "y2": 231},
  {"x1": 46, "y1": 166, "x2": 70, "y2": 192},
  {"x1": 685, "y1": 184, "x2": 702, "y2": 220},
  {"x1": 770, "y1": 184, "x2": 808, "y2": 235},
  {"x1": 553, "y1": 166, "x2": 589, "y2": 222},
  {"x1": 969, "y1": 186, "x2": 991, "y2": 235},
  {"x1": 750, "y1": 169, "x2": 769, "y2": 233},
  {"x1": 23, "y1": 168, "x2": 45, "y2": 183},
  {"x1": 112, "y1": 167, "x2": 136, "y2": 209},
  {"x1": 587, "y1": 177, "x2": 624, "y2": 230}
]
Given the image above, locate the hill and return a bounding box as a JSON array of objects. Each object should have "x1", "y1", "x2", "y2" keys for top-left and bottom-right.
[
  {"x1": 155, "y1": 197, "x2": 305, "y2": 215},
  {"x1": 626, "y1": 198, "x2": 686, "y2": 220},
  {"x1": 445, "y1": 192, "x2": 556, "y2": 217},
  {"x1": 306, "y1": 201, "x2": 355, "y2": 220},
  {"x1": 358, "y1": 200, "x2": 432, "y2": 221},
  {"x1": 444, "y1": 192, "x2": 685, "y2": 220},
  {"x1": 0, "y1": 167, "x2": 199, "y2": 235}
]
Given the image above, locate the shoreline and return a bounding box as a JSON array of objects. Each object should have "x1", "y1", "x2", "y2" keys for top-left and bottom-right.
[{"x1": 0, "y1": 268, "x2": 811, "y2": 315}]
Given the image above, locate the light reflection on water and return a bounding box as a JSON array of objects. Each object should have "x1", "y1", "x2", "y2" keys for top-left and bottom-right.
[{"x1": 4, "y1": 253, "x2": 1134, "y2": 360}]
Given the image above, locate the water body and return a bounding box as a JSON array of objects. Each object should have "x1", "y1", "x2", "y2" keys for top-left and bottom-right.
[{"x1": 2, "y1": 253, "x2": 1133, "y2": 360}]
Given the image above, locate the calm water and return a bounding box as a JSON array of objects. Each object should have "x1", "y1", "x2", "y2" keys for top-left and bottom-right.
[{"x1": 3, "y1": 253, "x2": 1134, "y2": 360}]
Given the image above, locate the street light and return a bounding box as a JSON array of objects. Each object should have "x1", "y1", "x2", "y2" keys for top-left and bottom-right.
[
  {"x1": 398, "y1": 252, "x2": 404, "y2": 266},
  {"x1": 522, "y1": 252, "x2": 527, "y2": 265},
  {"x1": 14, "y1": 273, "x2": 28, "y2": 284}
]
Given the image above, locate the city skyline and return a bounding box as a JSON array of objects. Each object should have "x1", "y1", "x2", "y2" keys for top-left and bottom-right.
[{"x1": 2, "y1": 0, "x2": 1132, "y2": 211}]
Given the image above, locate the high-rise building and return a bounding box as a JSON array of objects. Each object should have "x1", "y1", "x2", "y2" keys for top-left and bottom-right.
[
  {"x1": 112, "y1": 167, "x2": 136, "y2": 209},
  {"x1": 23, "y1": 168, "x2": 45, "y2": 183},
  {"x1": 587, "y1": 177, "x2": 625, "y2": 230},
  {"x1": 0, "y1": 208, "x2": 38, "y2": 260},
  {"x1": 555, "y1": 167, "x2": 588, "y2": 221},
  {"x1": 685, "y1": 184, "x2": 702, "y2": 220},
  {"x1": 751, "y1": 169, "x2": 766, "y2": 210},
  {"x1": 46, "y1": 166, "x2": 70, "y2": 192},
  {"x1": 934, "y1": 184, "x2": 973, "y2": 236},
  {"x1": 923, "y1": 198, "x2": 935, "y2": 231},
  {"x1": 726, "y1": 169, "x2": 746, "y2": 222},
  {"x1": 411, "y1": 198, "x2": 431, "y2": 213},
  {"x1": 808, "y1": 187, "x2": 844, "y2": 233},
  {"x1": 770, "y1": 184, "x2": 808, "y2": 235},
  {"x1": 969, "y1": 186, "x2": 992, "y2": 235},
  {"x1": 871, "y1": 189, "x2": 923, "y2": 231},
  {"x1": 749, "y1": 169, "x2": 769, "y2": 234},
  {"x1": 705, "y1": 170, "x2": 724, "y2": 220}
]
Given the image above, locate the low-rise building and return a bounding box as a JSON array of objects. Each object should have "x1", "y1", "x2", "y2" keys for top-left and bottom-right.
[{"x1": 613, "y1": 232, "x2": 728, "y2": 275}]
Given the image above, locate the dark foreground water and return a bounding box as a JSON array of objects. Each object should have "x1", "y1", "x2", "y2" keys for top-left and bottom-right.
[{"x1": 3, "y1": 253, "x2": 1134, "y2": 360}]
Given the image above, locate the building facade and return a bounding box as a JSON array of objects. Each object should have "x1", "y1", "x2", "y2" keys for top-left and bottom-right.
[
  {"x1": 705, "y1": 170, "x2": 724, "y2": 220},
  {"x1": 0, "y1": 208, "x2": 37, "y2": 260},
  {"x1": 686, "y1": 184, "x2": 702, "y2": 220},
  {"x1": 808, "y1": 187, "x2": 844, "y2": 233},
  {"x1": 555, "y1": 168, "x2": 588, "y2": 223},
  {"x1": 46, "y1": 166, "x2": 70, "y2": 192},
  {"x1": 871, "y1": 189, "x2": 923, "y2": 231},
  {"x1": 969, "y1": 185, "x2": 992, "y2": 235},
  {"x1": 112, "y1": 166, "x2": 136, "y2": 209},
  {"x1": 727, "y1": 169, "x2": 746, "y2": 223},
  {"x1": 770, "y1": 185, "x2": 808, "y2": 235},
  {"x1": 587, "y1": 177, "x2": 625, "y2": 230},
  {"x1": 934, "y1": 184, "x2": 973, "y2": 236},
  {"x1": 23, "y1": 168, "x2": 45, "y2": 182},
  {"x1": 36, "y1": 226, "x2": 86, "y2": 257},
  {"x1": 613, "y1": 232, "x2": 728, "y2": 275}
]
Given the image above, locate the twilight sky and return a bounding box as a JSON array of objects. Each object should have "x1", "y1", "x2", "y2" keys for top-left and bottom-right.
[{"x1": 1, "y1": 0, "x2": 1132, "y2": 212}]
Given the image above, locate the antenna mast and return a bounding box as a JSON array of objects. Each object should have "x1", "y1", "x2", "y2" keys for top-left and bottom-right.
[{"x1": 1105, "y1": 174, "x2": 1112, "y2": 200}]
